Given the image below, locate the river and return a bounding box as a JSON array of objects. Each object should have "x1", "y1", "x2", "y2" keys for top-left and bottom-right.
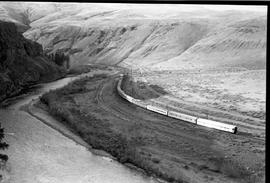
[{"x1": 0, "y1": 71, "x2": 159, "y2": 183}]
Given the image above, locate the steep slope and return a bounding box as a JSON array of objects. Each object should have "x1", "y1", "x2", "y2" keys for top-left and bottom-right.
[{"x1": 0, "y1": 21, "x2": 65, "y2": 102}]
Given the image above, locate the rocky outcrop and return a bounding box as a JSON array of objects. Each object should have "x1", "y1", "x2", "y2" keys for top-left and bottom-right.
[{"x1": 0, "y1": 21, "x2": 65, "y2": 102}]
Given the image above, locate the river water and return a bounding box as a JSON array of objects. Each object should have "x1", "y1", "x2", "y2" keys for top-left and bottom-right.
[{"x1": 0, "y1": 71, "x2": 159, "y2": 183}]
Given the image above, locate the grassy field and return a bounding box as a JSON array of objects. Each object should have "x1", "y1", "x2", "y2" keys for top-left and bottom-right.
[{"x1": 132, "y1": 69, "x2": 265, "y2": 121}]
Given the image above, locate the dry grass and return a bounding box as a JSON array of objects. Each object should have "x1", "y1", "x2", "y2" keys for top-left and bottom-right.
[
  {"x1": 68, "y1": 64, "x2": 113, "y2": 75},
  {"x1": 136, "y1": 69, "x2": 265, "y2": 121}
]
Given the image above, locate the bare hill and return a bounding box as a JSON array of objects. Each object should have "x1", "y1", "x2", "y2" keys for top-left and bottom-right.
[
  {"x1": 0, "y1": 2, "x2": 266, "y2": 71},
  {"x1": 153, "y1": 17, "x2": 266, "y2": 70}
]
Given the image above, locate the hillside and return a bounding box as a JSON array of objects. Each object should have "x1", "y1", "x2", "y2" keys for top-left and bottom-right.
[
  {"x1": 153, "y1": 17, "x2": 266, "y2": 70},
  {"x1": 0, "y1": 2, "x2": 266, "y2": 71},
  {"x1": 0, "y1": 21, "x2": 65, "y2": 102}
]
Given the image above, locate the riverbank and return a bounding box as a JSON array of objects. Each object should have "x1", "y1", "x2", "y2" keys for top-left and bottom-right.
[
  {"x1": 26, "y1": 99, "x2": 159, "y2": 181},
  {"x1": 1, "y1": 69, "x2": 159, "y2": 183},
  {"x1": 36, "y1": 74, "x2": 170, "y2": 180}
]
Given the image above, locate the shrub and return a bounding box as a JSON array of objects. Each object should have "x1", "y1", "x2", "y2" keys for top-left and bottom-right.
[{"x1": 47, "y1": 50, "x2": 69, "y2": 67}]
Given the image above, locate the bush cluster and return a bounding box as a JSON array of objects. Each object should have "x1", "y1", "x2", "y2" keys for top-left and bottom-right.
[{"x1": 47, "y1": 50, "x2": 69, "y2": 68}]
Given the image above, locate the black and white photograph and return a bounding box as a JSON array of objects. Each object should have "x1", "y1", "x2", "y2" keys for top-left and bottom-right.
[{"x1": 0, "y1": 1, "x2": 267, "y2": 183}]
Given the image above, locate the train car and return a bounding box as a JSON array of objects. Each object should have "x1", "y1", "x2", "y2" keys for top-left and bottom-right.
[
  {"x1": 117, "y1": 85, "x2": 127, "y2": 100},
  {"x1": 117, "y1": 78, "x2": 135, "y2": 102},
  {"x1": 118, "y1": 90, "x2": 126, "y2": 100},
  {"x1": 146, "y1": 105, "x2": 168, "y2": 115},
  {"x1": 119, "y1": 90, "x2": 130, "y2": 101},
  {"x1": 131, "y1": 98, "x2": 148, "y2": 109},
  {"x1": 117, "y1": 86, "x2": 135, "y2": 103},
  {"x1": 125, "y1": 95, "x2": 134, "y2": 103},
  {"x1": 117, "y1": 79, "x2": 127, "y2": 98},
  {"x1": 117, "y1": 78, "x2": 123, "y2": 90},
  {"x1": 117, "y1": 83, "x2": 122, "y2": 93},
  {"x1": 167, "y1": 111, "x2": 197, "y2": 124},
  {"x1": 196, "y1": 118, "x2": 237, "y2": 134}
]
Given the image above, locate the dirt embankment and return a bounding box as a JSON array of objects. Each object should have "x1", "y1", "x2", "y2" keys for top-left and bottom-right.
[{"x1": 38, "y1": 72, "x2": 265, "y2": 183}]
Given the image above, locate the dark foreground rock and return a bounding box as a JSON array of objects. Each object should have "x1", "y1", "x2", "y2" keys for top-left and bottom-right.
[{"x1": 0, "y1": 21, "x2": 65, "y2": 102}]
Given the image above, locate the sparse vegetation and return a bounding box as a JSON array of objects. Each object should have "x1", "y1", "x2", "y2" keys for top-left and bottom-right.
[
  {"x1": 47, "y1": 50, "x2": 70, "y2": 68},
  {"x1": 134, "y1": 69, "x2": 266, "y2": 123},
  {"x1": 121, "y1": 74, "x2": 166, "y2": 100},
  {"x1": 67, "y1": 64, "x2": 112, "y2": 75},
  {"x1": 38, "y1": 75, "x2": 184, "y2": 182}
]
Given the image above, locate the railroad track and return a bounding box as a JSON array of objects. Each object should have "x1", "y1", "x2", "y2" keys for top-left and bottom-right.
[
  {"x1": 95, "y1": 75, "x2": 131, "y2": 121},
  {"x1": 95, "y1": 75, "x2": 264, "y2": 146},
  {"x1": 95, "y1": 75, "x2": 219, "y2": 145}
]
